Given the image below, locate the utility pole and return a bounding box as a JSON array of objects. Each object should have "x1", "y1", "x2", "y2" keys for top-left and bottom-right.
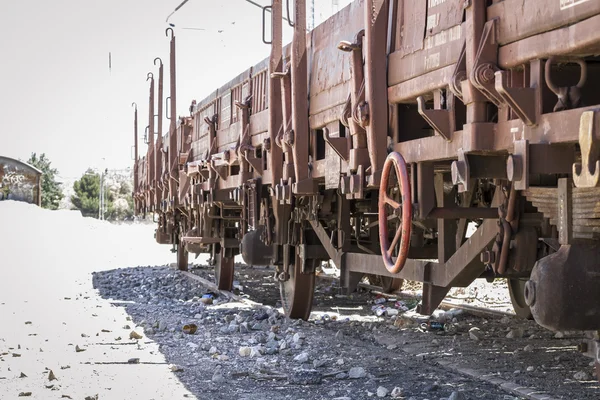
[
  {"x1": 99, "y1": 168, "x2": 108, "y2": 220},
  {"x1": 99, "y1": 171, "x2": 103, "y2": 219}
]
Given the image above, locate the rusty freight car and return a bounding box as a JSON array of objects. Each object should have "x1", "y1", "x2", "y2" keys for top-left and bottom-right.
[{"x1": 132, "y1": 0, "x2": 600, "y2": 375}]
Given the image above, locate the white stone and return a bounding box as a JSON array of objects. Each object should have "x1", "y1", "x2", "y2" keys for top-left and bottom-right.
[
  {"x1": 376, "y1": 386, "x2": 389, "y2": 397},
  {"x1": 348, "y1": 367, "x2": 367, "y2": 379},
  {"x1": 294, "y1": 352, "x2": 309, "y2": 363},
  {"x1": 238, "y1": 346, "x2": 252, "y2": 357}
]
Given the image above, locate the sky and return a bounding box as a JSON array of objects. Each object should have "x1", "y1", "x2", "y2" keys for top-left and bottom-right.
[{"x1": 0, "y1": 0, "x2": 351, "y2": 180}]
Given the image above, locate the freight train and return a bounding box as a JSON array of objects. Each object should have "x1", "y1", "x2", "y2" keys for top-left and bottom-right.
[{"x1": 132, "y1": 0, "x2": 600, "y2": 376}]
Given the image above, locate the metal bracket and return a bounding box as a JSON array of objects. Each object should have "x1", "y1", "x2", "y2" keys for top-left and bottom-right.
[
  {"x1": 323, "y1": 127, "x2": 349, "y2": 161},
  {"x1": 451, "y1": 149, "x2": 470, "y2": 193},
  {"x1": 417, "y1": 96, "x2": 453, "y2": 141},
  {"x1": 573, "y1": 111, "x2": 600, "y2": 188},
  {"x1": 449, "y1": 43, "x2": 467, "y2": 103},
  {"x1": 495, "y1": 71, "x2": 537, "y2": 126},
  {"x1": 470, "y1": 19, "x2": 504, "y2": 107}
]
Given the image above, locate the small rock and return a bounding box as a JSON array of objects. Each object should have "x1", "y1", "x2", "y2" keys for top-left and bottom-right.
[
  {"x1": 377, "y1": 386, "x2": 389, "y2": 397},
  {"x1": 526, "y1": 366, "x2": 535, "y2": 372},
  {"x1": 239, "y1": 346, "x2": 252, "y2": 357},
  {"x1": 19, "y1": 372, "x2": 27, "y2": 378},
  {"x1": 129, "y1": 331, "x2": 143, "y2": 340},
  {"x1": 573, "y1": 370, "x2": 590, "y2": 380},
  {"x1": 499, "y1": 316, "x2": 511, "y2": 324},
  {"x1": 169, "y1": 364, "x2": 184, "y2": 372},
  {"x1": 554, "y1": 331, "x2": 565, "y2": 339},
  {"x1": 208, "y1": 346, "x2": 218, "y2": 355},
  {"x1": 128, "y1": 358, "x2": 140, "y2": 364},
  {"x1": 348, "y1": 367, "x2": 367, "y2": 379},
  {"x1": 48, "y1": 370, "x2": 57, "y2": 381},
  {"x1": 390, "y1": 387, "x2": 403, "y2": 398},
  {"x1": 524, "y1": 344, "x2": 534, "y2": 352},
  {"x1": 469, "y1": 327, "x2": 483, "y2": 341},
  {"x1": 448, "y1": 391, "x2": 466, "y2": 400},
  {"x1": 313, "y1": 359, "x2": 327, "y2": 368},
  {"x1": 335, "y1": 372, "x2": 347, "y2": 380},
  {"x1": 122, "y1": 325, "x2": 131, "y2": 329},
  {"x1": 18, "y1": 393, "x2": 32, "y2": 397},
  {"x1": 250, "y1": 346, "x2": 263, "y2": 358},
  {"x1": 294, "y1": 352, "x2": 309, "y2": 363},
  {"x1": 212, "y1": 368, "x2": 225, "y2": 383},
  {"x1": 506, "y1": 328, "x2": 524, "y2": 339},
  {"x1": 75, "y1": 345, "x2": 85, "y2": 353}
]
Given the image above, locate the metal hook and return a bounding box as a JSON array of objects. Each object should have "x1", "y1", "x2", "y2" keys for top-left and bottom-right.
[
  {"x1": 147, "y1": 72, "x2": 154, "y2": 81},
  {"x1": 131, "y1": 102, "x2": 137, "y2": 110},
  {"x1": 166, "y1": 28, "x2": 174, "y2": 39},
  {"x1": 545, "y1": 56, "x2": 587, "y2": 95},
  {"x1": 154, "y1": 57, "x2": 163, "y2": 67}
]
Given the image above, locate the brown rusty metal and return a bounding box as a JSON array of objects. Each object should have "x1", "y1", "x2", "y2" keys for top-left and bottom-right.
[
  {"x1": 378, "y1": 152, "x2": 412, "y2": 274},
  {"x1": 133, "y1": 0, "x2": 600, "y2": 334},
  {"x1": 289, "y1": 0, "x2": 314, "y2": 195},
  {"x1": 363, "y1": 0, "x2": 389, "y2": 187},
  {"x1": 147, "y1": 72, "x2": 156, "y2": 210},
  {"x1": 155, "y1": 57, "x2": 164, "y2": 209}
]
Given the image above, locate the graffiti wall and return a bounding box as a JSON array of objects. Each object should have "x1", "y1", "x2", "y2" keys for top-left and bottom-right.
[{"x1": 0, "y1": 157, "x2": 41, "y2": 205}]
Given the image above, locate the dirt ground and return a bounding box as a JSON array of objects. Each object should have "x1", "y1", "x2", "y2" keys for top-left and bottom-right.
[{"x1": 2, "y1": 201, "x2": 598, "y2": 400}]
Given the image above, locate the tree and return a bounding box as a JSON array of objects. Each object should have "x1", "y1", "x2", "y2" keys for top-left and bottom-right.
[
  {"x1": 27, "y1": 153, "x2": 64, "y2": 210},
  {"x1": 71, "y1": 169, "x2": 114, "y2": 218}
]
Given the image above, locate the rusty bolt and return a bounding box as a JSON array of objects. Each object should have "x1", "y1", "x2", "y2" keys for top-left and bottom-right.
[
  {"x1": 356, "y1": 102, "x2": 370, "y2": 125},
  {"x1": 478, "y1": 64, "x2": 496, "y2": 83},
  {"x1": 283, "y1": 130, "x2": 295, "y2": 146},
  {"x1": 278, "y1": 271, "x2": 290, "y2": 282}
]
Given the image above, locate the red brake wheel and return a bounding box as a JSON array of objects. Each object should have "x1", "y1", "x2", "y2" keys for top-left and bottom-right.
[{"x1": 378, "y1": 152, "x2": 412, "y2": 274}]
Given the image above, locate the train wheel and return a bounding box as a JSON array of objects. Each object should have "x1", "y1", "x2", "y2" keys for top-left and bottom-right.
[
  {"x1": 379, "y1": 152, "x2": 412, "y2": 274},
  {"x1": 508, "y1": 278, "x2": 533, "y2": 320},
  {"x1": 214, "y1": 246, "x2": 234, "y2": 291},
  {"x1": 280, "y1": 247, "x2": 316, "y2": 320},
  {"x1": 177, "y1": 243, "x2": 188, "y2": 271}
]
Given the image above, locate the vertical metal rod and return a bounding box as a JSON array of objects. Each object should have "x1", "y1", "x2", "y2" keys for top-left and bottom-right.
[
  {"x1": 148, "y1": 74, "x2": 155, "y2": 211},
  {"x1": 464, "y1": 0, "x2": 487, "y2": 123},
  {"x1": 363, "y1": 0, "x2": 389, "y2": 186},
  {"x1": 290, "y1": 0, "x2": 310, "y2": 192},
  {"x1": 155, "y1": 58, "x2": 164, "y2": 210}
]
